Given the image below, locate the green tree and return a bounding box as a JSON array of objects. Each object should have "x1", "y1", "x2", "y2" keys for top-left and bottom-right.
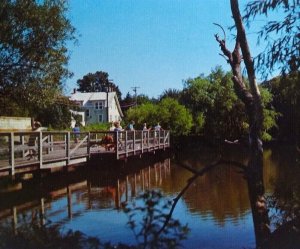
[
  {"x1": 35, "y1": 96, "x2": 73, "y2": 129},
  {"x1": 125, "y1": 98, "x2": 192, "y2": 135},
  {"x1": 158, "y1": 98, "x2": 193, "y2": 135},
  {"x1": 244, "y1": 0, "x2": 300, "y2": 77},
  {"x1": 76, "y1": 71, "x2": 122, "y2": 99},
  {"x1": 159, "y1": 88, "x2": 182, "y2": 101},
  {"x1": 181, "y1": 67, "x2": 248, "y2": 140},
  {"x1": 263, "y1": 73, "x2": 300, "y2": 143},
  {"x1": 0, "y1": 0, "x2": 75, "y2": 116}
]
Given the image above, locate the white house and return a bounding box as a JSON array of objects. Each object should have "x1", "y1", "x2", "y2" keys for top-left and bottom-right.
[{"x1": 70, "y1": 91, "x2": 123, "y2": 126}]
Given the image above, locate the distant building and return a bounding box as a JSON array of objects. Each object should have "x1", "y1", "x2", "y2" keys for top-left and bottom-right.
[{"x1": 70, "y1": 91, "x2": 123, "y2": 126}]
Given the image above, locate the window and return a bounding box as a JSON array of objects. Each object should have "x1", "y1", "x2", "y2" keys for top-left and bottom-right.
[
  {"x1": 95, "y1": 101, "x2": 104, "y2": 110},
  {"x1": 98, "y1": 114, "x2": 103, "y2": 122},
  {"x1": 85, "y1": 109, "x2": 90, "y2": 117}
]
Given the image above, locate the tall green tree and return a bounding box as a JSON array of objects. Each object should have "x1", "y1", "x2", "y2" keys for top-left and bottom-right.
[
  {"x1": 244, "y1": 0, "x2": 300, "y2": 77},
  {"x1": 76, "y1": 71, "x2": 122, "y2": 99},
  {"x1": 180, "y1": 67, "x2": 277, "y2": 141},
  {"x1": 0, "y1": 0, "x2": 76, "y2": 116}
]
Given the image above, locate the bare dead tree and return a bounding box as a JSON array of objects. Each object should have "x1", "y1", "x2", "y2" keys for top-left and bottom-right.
[{"x1": 214, "y1": 0, "x2": 270, "y2": 246}]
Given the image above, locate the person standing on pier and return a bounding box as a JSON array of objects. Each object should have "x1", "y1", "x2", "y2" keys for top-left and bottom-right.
[
  {"x1": 127, "y1": 120, "x2": 135, "y2": 131},
  {"x1": 154, "y1": 122, "x2": 163, "y2": 144},
  {"x1": 73, "y1": 123, "x2": 80, "y2": 143}
]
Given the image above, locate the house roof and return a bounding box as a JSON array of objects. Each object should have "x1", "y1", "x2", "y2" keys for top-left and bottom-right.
[
  {"x1": 70, "y1": 92, "x2": 112, "y2": 103},
  {"x1": 70, "y1": 91, "x2": 124, "y2": 117}
]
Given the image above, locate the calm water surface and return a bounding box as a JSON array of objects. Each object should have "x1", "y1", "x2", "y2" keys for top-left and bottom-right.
[{"x1": 0, "y1": 145, "x2": 299, "y2": 248}]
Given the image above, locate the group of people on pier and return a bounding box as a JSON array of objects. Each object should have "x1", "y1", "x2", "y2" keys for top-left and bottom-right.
[{"x1": 109, "y1": 120, "x2": 163, "y2": 134}]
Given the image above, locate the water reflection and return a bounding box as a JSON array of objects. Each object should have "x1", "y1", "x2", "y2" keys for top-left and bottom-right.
[{"x1": 0, "y1": 146, "x2": 299, "y2": 248}]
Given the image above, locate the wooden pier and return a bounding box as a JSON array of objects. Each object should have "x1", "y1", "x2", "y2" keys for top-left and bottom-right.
[{"x1": 0, "y1": 130, "x2": 170, "y2": 177}]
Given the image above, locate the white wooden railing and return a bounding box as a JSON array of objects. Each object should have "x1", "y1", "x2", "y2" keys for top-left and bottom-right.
[{"x1": 0, "y1": 130, "x2": 170, "y2": 176}]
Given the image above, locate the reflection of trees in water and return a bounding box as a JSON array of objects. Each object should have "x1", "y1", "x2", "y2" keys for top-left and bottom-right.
[
  {"x1": 174, "y1": 143, "x2": 300, "y2": 248},
  {"x1": 183, "y1": 166, "x2": 250, "y2": 225},
  {"x1": 0, "y1": 190, "x2": 189, "y2": 249},
  {"x1": 0, "y1": 214, "x2": 101, "y2": 249},
  {"x1": 263, "y1": 159, "x2": 300, "y2": 249}
]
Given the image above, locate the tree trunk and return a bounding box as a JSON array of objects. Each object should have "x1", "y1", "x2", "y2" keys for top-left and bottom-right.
[{"x1": 215, "y1": 0, "x2": 270, "y2": 246}]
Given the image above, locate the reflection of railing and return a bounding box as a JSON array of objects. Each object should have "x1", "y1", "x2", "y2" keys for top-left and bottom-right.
[
  {"x1": 0, "y1": 159, "x2": 171, "y2": 233},
  {"x1": 0, "y1": 130, "x2": 170, "y2": 176}
]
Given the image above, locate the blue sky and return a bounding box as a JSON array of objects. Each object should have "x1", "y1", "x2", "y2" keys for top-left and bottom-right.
[{"x1": 65, "y1": 0, "x2": 266, "y2": 98}]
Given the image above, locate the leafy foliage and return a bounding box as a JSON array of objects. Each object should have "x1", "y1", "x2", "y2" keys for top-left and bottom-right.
[
  {"x1": 262, "y1": 73, "x2": 300, "y2": 143},
  {"x1": 180, "y1": 67, "x2": 248, "y2": 139},
  {"x1": 0, "y1": 0, "x2": 76, "y2": 115},
  {"x1": 76, "y1": 71, "x2": 122, "y2": 100},
  {"x1": 244, "y1": 0, "x2": 300, "y2": 77},
  {"x1": 125, "y1": 98, "x2": 193, "y2": 135},
  {"x1": 178, "y1": 67, "x2": 277, "y2": 141},
  {"x1": 124, "y1": 190, "x2": 189, "y2": 249}
]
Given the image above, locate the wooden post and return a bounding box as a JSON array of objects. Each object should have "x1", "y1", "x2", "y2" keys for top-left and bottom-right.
[
  {"x1": 12, "y1": 206, "x2": 17, "y2": 235},
  {"x1": 40, "y1": 198, "x2": 45, "y2": 226},
  {"x1": 38, "y1": 132, "x2": 43, "y2": 168},
  {"x1": 115, "y1": 132, "x2": 119, "y2": 159},
  {"x1": 9, "y1": 132, "x2": 15, "y2": 176},
  {"x1": 133, "y1": 130, "x2": 136, "y2": 155},
  {"x1": 163, "y1": 130, "x2": 166, "y2": 150},
  {"x1": 116, "y1": 179, "x2": 120, "y2": 209},
  {"x1": 125, "y1": 131, "x2": 128, "y2": 157},
  {"x1": 141, "y1": 131, "x2": 144, "y2": 154},
  {"x1": 87, "y1": 132, "x2": 91, "y2": 159},
  {"x1": 66, "y1": 132, "x2": 70, "y2": 165},
  {"x1": 20, "y1": 135, "x2": 25, "y2": 158},
  {"x1": 125, "y1": 176, "x2": 129, "y2": 202},
  {"x1": 67, "y1": 186, "x2": 72, "y2": 219},
  {"x1": 158, "y1": 130, "x2": 161, "y2": 148},
  {"x1": 50, "y1": 135, "x2": 54, "y2": 152},
  {"x1": 147, "y1": 130, "x2": 150, "y2": 150}
]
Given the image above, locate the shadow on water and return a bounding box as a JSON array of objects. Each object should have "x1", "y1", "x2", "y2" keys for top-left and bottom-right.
[{"x1": 0, "y1": 144, "x2": 299, "y2": 248}]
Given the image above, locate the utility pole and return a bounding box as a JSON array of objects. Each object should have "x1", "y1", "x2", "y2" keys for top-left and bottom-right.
[
  {"x1": 106, "y1": 79, "x2": 114, "y2": 122},
  {"x1": 131, "y1": 86, "x2": 140, "y2": 107}
]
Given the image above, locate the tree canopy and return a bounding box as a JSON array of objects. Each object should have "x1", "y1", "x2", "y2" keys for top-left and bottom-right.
[
  {"x1": 76, "y1": 71, "x2": 122, "y2": 99},
  {"x1": 0, "y1": 0, "x2": 76, "y2": 116},
  {"x1": 181, "y1": 67, "x2": 277, "y2": 141},
  {"x1": 125, "y1": 98, "x2": 193, "y2": 136}
]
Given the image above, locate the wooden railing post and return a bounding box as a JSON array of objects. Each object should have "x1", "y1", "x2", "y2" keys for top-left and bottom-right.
[
  {"x1": 141, "y1": 131, "x2": 144, "y2": 153},
  {"x1": 133, "y1": 130, "x2": 136, "y2": 155},
  {"x1": 125, "y1": 131, "x2": 128, "y2": 157},
  {"x1": 158, "y1": 130, "x2": 161, "y2": 148},
  {"x1": 87, "y1": 132, "x2": 90, "y2": 158},
  {"x1": 147, "y1": 130, "x2": 150, "y2": 149},
  {"x1": 38, "y1": 131, "x2": 43, "y2": 168},
  {"x1": 163, "y1": 130, "x2": 166, "y2": 150},
  {"x1": 20, "y1": 134, "x2": 25, "y2": 158},
  {"x1": 9, "y1": 132, "x2": 15, "y2": 176},
  {"x1": 115, "y1": 132, "x2": 119, "y2": 159},
  {"x1": 66, "y1": 132, "x2": 70, "y2": 165},
  {"x1": 50, "y1": 134, "x2": 54, "y2": 152}
]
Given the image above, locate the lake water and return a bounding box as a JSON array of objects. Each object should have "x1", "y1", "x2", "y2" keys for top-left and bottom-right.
[{"x1": 0, "y1": 144, "x2": 299, "y2": 249}]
